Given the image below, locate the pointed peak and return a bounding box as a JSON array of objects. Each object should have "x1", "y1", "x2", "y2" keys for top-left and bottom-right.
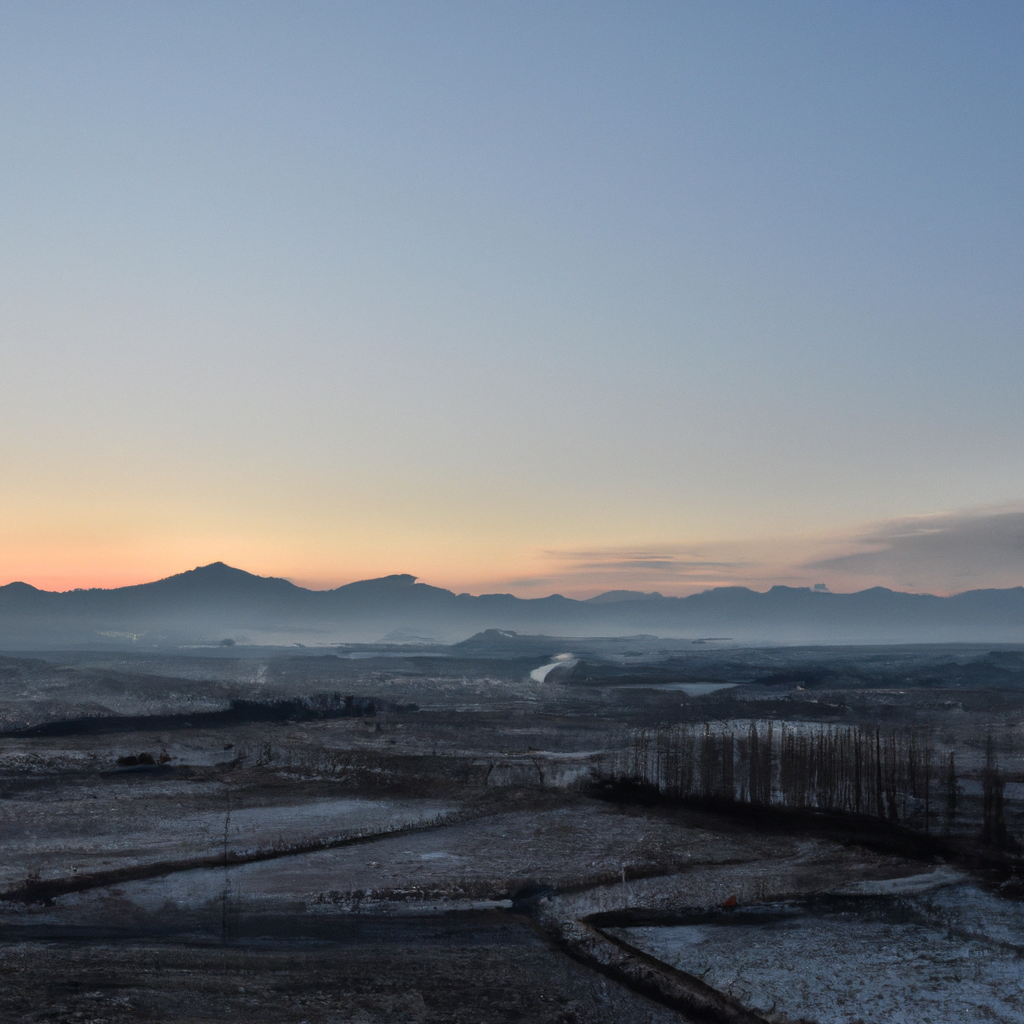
[
  {"x1": 186, "y1": 561, "x2": 248, "y2": 575},
  {"x1": 140, "y1": 562, "x2": 299, "y2": 594}
]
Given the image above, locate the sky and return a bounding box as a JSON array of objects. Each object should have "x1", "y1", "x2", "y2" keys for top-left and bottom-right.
[{"x1": 1, "y1": 1, "x2": 1022, "y2": 597}]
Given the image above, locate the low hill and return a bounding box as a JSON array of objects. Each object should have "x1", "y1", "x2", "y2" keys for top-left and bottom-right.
[{"x1": 1, "y1": 562, "x2": 1022, "y2": 648}]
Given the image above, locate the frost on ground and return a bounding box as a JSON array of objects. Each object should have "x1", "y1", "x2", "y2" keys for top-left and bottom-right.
[
  {"x1": 0, "y1": 784, "x2": 454, "y2": 889},
  {"x1": 616, "y1": 883, "x2": 1024, "y2": 1024},
  {"x1": 1, "y1": 643, "x2": 1023, "y2": 1023}
]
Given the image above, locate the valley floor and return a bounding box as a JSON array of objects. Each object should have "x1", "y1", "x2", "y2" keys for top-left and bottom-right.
[{"x1": 1, "y1": 644, "x2": 1022, "y2": 1022}]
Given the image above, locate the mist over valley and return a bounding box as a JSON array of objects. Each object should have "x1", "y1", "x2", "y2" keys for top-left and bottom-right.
[{"x1": 3, "y1": 561, "x2": 1024, "y2": 650}]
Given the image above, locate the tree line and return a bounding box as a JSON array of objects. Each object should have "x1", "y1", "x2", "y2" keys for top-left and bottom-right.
[{"x1": 604, "y1": 722, "x2": 1020, "y2": 853}]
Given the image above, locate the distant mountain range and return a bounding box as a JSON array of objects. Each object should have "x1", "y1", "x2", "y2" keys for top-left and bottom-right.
[{"x1": 1, "y1": 561, "x2": 1023, "y2": 648}]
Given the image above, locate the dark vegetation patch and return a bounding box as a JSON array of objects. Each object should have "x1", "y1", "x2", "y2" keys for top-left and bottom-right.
[
  {"x1": 566, "y1": 649, "x2": 1024, "y2": 692},
  {"x1": 0, "y1": 656, "x2": 50, "y2": 676},
  {"x1": 2, "y1": 693, "x2": 382, "y2": 739},
  {"x1": 0, "y1": 934, "x2": 676, "y2": 1024}
]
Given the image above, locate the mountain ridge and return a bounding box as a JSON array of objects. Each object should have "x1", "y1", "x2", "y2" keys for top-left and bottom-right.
[{"x1": 1, "y1": 562, "x2": 1022, "y2": 647}]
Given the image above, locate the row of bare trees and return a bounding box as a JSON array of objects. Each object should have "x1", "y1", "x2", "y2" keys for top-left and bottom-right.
[{"x1": 606, "y1": 722, "x2": 1020, "y2": 852}]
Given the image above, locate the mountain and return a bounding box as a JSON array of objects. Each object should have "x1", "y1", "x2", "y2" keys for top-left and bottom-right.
[{"x1": 1, "y1": 562, "x2": 1023, "y2": 648}]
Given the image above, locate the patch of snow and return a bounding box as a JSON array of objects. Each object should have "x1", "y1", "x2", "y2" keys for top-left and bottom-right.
[
  {"x1": 840, "y1": 868, "x2": 963, "y2": 895},
  {"x1": 619, "y1": 886, "x2": 1024, "y2": 1024},
  {"x1": 530, "y1": 658, "x2": 578, "y2": 683}
]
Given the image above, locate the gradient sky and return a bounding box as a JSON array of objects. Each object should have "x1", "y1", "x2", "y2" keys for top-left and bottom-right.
[{"x1": 2, "y1": 1, "x2": 1022, "y2": 596}]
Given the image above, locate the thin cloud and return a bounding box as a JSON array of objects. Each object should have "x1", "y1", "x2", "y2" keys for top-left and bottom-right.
[
  {"x1": 488, "y1": 505, "x2": 1024, "y2": 598},
  {"x1": 804, "y1": 505, "x2": 1024, "y2": 593},
  {"x1": 544, "y1": 548, "x2": 749, "y2": 575},
  {"x1": 512, "y1": 545, "x2": 765, "y2": 596}
]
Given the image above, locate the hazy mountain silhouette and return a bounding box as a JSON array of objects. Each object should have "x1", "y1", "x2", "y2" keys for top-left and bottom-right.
[{"x1": 1, "y1": 561, "x2": 1023, "y2": 648}]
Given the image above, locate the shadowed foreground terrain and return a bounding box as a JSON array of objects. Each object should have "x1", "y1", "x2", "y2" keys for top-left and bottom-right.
[{"x1": 1, "y1": 636, "x2": 1022, "y2": 1022}]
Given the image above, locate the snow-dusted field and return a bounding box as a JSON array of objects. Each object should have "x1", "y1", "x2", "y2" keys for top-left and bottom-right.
[
  {"x1": 2, "y1": 801, "x2": 745, "y2": 929},
  {"x1": 2, "y1": 645, "x2": 1023, "y2": 1023},
  {"x1": 616, "y1": 881, "x2": 1024, "y2": 1024},
  {"x1": 0, "y1": 786, "x2": 454, "y2": 889}
]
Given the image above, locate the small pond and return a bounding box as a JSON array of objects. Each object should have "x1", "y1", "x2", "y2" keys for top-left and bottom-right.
[{"x1": 615, "y1": 682, "x2": 738, "y2": 695}]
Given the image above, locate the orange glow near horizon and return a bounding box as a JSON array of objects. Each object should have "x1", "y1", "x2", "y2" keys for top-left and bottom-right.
[{"x1": 5, "y1": 505, "x2": 1022, "y2": 599}]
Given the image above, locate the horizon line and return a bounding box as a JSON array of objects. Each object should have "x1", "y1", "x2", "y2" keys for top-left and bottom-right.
[{"x1": 2, "y1": 560, "x2": 1022, "y2": 602}]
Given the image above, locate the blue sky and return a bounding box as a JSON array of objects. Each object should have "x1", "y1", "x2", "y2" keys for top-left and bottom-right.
[{"x1": 1, "y1": 1, "x2": 1022, "y2": 594}]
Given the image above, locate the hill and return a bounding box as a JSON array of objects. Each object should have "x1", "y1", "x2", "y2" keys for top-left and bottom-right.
[{"x1": 1, "y1": 562, "x2": 1022, "y2": 648}]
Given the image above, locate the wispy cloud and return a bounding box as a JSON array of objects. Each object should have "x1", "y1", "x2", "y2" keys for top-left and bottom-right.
[
  {"x1": 545, "y1": 549, "x2": 746, "y2": 575},
  {"x1": 498, "y1": 545, "x2": 774, "y2": 596},
  {"x1": 803, "y1": 505, "x2": 1024, "y2": 593},
  {"x1": 490, "y1": 504, "x2": 1024, "y2": 598}
]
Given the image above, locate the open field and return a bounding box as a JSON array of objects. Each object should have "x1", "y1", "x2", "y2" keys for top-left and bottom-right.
[{"x1": 1, "y1": 637, "x2": 1022, "y2": 1022}]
